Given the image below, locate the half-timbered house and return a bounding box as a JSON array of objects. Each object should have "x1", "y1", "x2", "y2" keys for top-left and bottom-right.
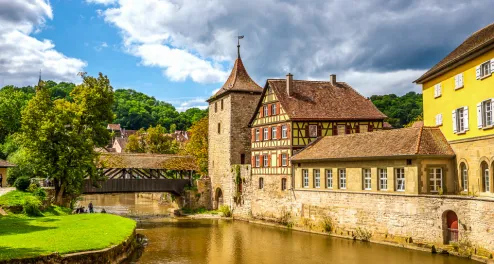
[{"x1": 248, "y1": 74, "x2": 387, "y2": 192}]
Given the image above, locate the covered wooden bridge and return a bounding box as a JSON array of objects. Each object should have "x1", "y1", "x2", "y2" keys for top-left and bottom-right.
[{"x1": 83, "y1": 153, "x2": 198, "y2": 195}]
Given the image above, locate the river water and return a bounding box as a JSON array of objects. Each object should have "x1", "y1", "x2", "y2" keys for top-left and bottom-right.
[{"x1": 82, "y1": 194, "x2": 476, "y2": 264}]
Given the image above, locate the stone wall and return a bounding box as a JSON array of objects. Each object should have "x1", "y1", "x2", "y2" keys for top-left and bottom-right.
[
  {"x1": 233, "y1": 165, "x2": 494, "y2": 254},
  {"x1": 183, "y1": 178, "x2": 212, "y2": 210}
]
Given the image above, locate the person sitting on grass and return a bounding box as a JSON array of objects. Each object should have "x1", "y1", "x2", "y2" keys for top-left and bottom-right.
[{"x1": 88, "y1": 202, "x2": 94, "y2": 213}]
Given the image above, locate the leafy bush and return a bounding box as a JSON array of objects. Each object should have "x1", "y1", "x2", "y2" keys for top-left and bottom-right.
[
  {"x1": 353, "y1": 227, "x2": 372, "y2": 241},
  {"x1": 33, "y1": 188, "x2": 47, "y2": 201},
  {"x1": 451, "y1": 238, "x2": 474, "y2": 258},
  {"x1": 321, "y1": 216, "x2": 335, "y2": 233},
  {"x1": 23, "y1": 196, "x2": 42, "y2": 216},
  {"x1": 14, "y1": 177, "x2": 31, "y2": 191},
  {"x1": 27, "y1": 183, "x2": 40, "y2": 193},
  {"x1": 219, "y1": 205, "x2": 232, "y2": 217}
]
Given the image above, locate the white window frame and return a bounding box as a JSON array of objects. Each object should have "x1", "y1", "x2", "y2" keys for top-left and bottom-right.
[
  {"x1": 484, "y1": 166, "x2": 490, "y2": 193},
  {"x1": 282, "y1": 125, "x2": 288, "y2": 138},
  {"x1": 429, "y1": 168, "x2": 443, "y2": 193},
  {"x1": 263, "y1": 155, "x2": 269, "y2": 167},
  {"x1": 281, "y1": 154, "x2": 288, "y2": 167},
  {"x1": 263, "y1": 128, "x2": 269, "y2": 141},
  {"x1": 453, "y1": 107, "x2": 469, "y2": 133},
  {"x1": 271, "y1": 103, "x2": 277, "y2": 115},
  {"x1": 271, "y1": 126, "x2": 277, "y2": 140},
  {"x1": 395, "y1": 168, "x2": 405, "y2": 192},
  {"x1": 338, "y1": 169, "x2": 346, "y2": 190},
  {"x1": 379, "y1": 168, "x2": 388, "y2": 190},
  {"x1": 479, "y1": 99, "x2": 494, "y2": 128},
  {"x1": 255, "y1": 156, "x2": 260, "y2": 168},
  {"x1": 326, "y1": 169, "x2": 333, "y2": 189},
  {"x1": 480, "y1": 61, "x2": 492, "y2": 78},
  {"x1": 308, "y1": 124, "x2": 318, "y2": 137},
  {"x1": 363, "y1": 168, "x2": 371, "y2": 190},
  {"x1": 263, "y1": 105, "x2": 269, "y2": 117},
  {"x1": 461, "y1": 165, "x2": 468, "y2": 192},
  {"x1": 435, "y1": 113, "x2": 443, "y2": 126},
  {"x1": 434, "y1": 83, "x2": 442, "y2": 98},
  {"x1": 454, "y1": 73, "x2": 464, "y2": 90},
  {"x1": 314, "y1": 169, "x2": 321, "y2": 188},
  {"x1": 302, "y1": 169, "x2": 309, "y2": 188},
  {"x1": 255, "y1": 129, "x2": 260, "y2": 141}
]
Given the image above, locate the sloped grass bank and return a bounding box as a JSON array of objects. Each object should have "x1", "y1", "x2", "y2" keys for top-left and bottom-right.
[{"x1": 0, "y1": 214, "x2": 136, "y2": 261}]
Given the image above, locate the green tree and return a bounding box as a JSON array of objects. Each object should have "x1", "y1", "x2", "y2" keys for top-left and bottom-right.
[
  {"x1": 370, "y1": 92, "x2": 423, "y2": 128},
  {"x1": 124, "y1": 125, "x2": 178, "y2": 154},
  {"x1": 181, "y1": 116, "x2": 208, "y2": 176},
  {"x1": 0, "y1": 87, "x2": 33, "y2": 143},
  {"x1": 19, "y1": 73, "x2": 114, "y2": 204}
]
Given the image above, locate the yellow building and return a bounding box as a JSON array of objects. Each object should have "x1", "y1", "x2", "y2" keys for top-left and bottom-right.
[
  {"x1": 0, "y1": 159, "x2": 15, "y2": 187},
  {"x1": 415, "y1": 23, "x2": 494, "y2": 197},
  {"x1": 248, "y1": 74, "x2": 386, "y2": 193},
  {"x1": 291, "y1": 126, "x2": 456, "y2": 195}
]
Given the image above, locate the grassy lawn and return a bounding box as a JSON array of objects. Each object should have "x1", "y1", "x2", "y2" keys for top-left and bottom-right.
[
  {"x1": 0, "y1": 214, "x2": 136, "y2": 261},
  {"x1": 0, "y1": 190, "x2": 32, "y2": 207}
]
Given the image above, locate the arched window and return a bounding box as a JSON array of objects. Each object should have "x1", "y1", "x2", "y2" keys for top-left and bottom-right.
[
  {"x1": 481, "y1": 161, "x2": 490, "y2": 192},
  {"x1": 460, "y1": 163, "x2": 468, "y2": 192},
  {"x1": 259, "y1": 177, "x2": 264, "y2": 189}
]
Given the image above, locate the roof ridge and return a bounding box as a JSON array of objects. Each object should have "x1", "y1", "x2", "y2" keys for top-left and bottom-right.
[{"x1": 415, "y1": 125, "x2": 424, "y2": 154}]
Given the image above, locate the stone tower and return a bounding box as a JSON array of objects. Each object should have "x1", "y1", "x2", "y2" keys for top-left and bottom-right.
[{"x1": 207, "y1": 46, "x2": 263, "y2": 209}]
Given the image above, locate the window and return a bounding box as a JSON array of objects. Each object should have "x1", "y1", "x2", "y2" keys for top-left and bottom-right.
[
  {"x1": 308, "y1": 125, "x2": 318, "y2": 137},
  {"x1": 482, "y1": 162, "x2": 490, "y2": 192},
  {"x1": 259, "y1": 177, "x2": 264, "y2": 189},
  {"x1": 263, "y1": 155, "x2": 269, "y2": 167},
  {"x1": 453, "y1": 107, "x2": 469, "y2": 133},
  {"x1": 434, "y1": 83, "x2": 442, "y2": 98},
  {"x1": 460, "y1": 163, "x2": 468, "y2": 192},
  {"x1": 314, "y1": 169, "x2": 321, "y2": 188},
  {"x1": 478, "y1": 99, "x2": 493, "y2": 128},
  {"x1": 281, "y1": 178, "x2": 287, "y2": 191},
  {"x1": 326, "y1": 169, "x2": 333, "y2": 189},
  {"x1": 215, "y1": 102, "x2": 217, "y2": 112},
  {"x1": 217, "y1": 123, "x2": 221, "y2": 134},
  {"x1": 379, "y1": 168, "x2": 388, "y2": 190},
  {"x1": 221, "y1": 99, "x2": 224, "y2": 110},
  {"x1": 338, "y1": 169, "x2": 346, "y2": 189},
  {"x1": 282, "y1": 125, "x2": 288, "y2": 138},
  {"x1": 263, "y1": 128, "x2": 269, "y2": 141},
  {"x1": 454, "y1": 73, "x2": 464, "y2": 89},
  {"x1": 362, "y1": 169, "x2": 371, "y2": 190},
  {"x1": 435, "y1": 113, "x2": 443, "y2": 126},
  {"x1": 337, "y1": 125, "x2": 346, "y2": 135},
  {"x1": 281, "y1": 154, "x2": 288, "y2": 167},
  {"x1": 263, "y1": 105, "x2": 269, "y2": 117},
  {"x1": 395, "y1": 168, "x2": 405, "y2": 192},
  {"x1": 478, "y1": 60, "x2": 492, "y2": 79},
  {"x1": 255, "y1": 129, "x2": 260, "y2": 141},
  {"x1": 302, "y1": 169, "x2": 309, "y2": 188},
  {"x1": 429, "y1": 168, "x2": 442, "y2": 193},
  {"x1": 255, "y1": 156, "x2": 260, "y2": 168},
  {"x1": 272, "y1": 103, "x2": 277, "y2": 115},
  {"x1": 272, "y1": 126, "x2": 277, "y2": 140}
]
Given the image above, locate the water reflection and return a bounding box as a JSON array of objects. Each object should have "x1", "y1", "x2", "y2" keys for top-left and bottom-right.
[
  {"x1": 133, "y1": 219, "x2": 476, "y2": 264},
  {"x1": 79, "y1": 193, "x2": 176, "y2": 216}
]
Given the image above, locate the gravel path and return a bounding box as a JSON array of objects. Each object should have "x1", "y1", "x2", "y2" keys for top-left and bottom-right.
[{"x1": 0, "y1": 187, "x2": 14, "y2": 196}]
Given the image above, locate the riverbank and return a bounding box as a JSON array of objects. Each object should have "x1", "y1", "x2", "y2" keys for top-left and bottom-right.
[{"x1": 0, "y1": 214, "x2": 136, "y2": 262}]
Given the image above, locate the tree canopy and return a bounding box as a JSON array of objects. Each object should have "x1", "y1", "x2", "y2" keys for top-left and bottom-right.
[
  {"x1": 125, "y1": 125, "x2": 178, "y2": 154},
  {"x1": 370, "y1": 92, "x2": 423, "y2": 128},
  {"x1": 181, "y1": 116, "x2": 208, "y2": 176}
]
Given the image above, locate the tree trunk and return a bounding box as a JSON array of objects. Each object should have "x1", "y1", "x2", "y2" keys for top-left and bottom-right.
[{"x1": 55, "y1": 182, "x2": 66, "y2": 206}]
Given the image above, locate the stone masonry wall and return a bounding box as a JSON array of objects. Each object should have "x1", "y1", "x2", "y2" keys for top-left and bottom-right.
[{"x1": 233, "y1": 166, "x2": 494, "y2": 253}]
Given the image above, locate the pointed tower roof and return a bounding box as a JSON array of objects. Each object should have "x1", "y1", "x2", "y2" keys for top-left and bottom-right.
[{"x1": 207, "y1": 52, "x2": 262, "y2": 102}]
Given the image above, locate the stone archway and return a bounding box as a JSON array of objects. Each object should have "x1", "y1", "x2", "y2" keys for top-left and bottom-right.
[
  {"x1": 442, "y1": 210, "x2": 459, "y2": 244},
  {"x1": 214, "y1": 188, "x2": 223, "y2": 210}
]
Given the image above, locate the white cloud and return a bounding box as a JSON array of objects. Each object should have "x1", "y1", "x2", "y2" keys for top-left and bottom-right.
[
  {"x1": 0, "y1": 0, "x2": 86, "y2": 87},
  {"x1": 85, "y1": 0, "x2": 117, "y2": 5},
  {"x1": 94, "y1": 41, "x2": 109, "y2": 51}
]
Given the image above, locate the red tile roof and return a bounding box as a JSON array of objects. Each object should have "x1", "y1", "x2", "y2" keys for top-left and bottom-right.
[
  {"x1": 107, "y1": 124, "x2": 121, "y2": 131},
  {"x1": 415, "y1": 22, "x2": 494, "y2": 83},
  {"x1": 292, "y1": 127, "x2": 454, "y2": 162},
  {"x1": 98, "y1": 153, "x2": 198, "y2": 170},
  {"x1": 208, "y1": 57, "x2": 263, "y2": 101},
  {"x1": 267, "y1": 79, "x2": 387, "y2": 121}
]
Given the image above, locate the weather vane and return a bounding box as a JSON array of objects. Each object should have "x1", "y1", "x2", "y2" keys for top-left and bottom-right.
[{"x1": 237, "y1": 35, "x2": 244, "y2": 58}]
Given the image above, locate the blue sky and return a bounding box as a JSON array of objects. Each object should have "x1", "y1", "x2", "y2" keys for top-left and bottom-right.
[{"x1": 0, "y1": 0, "x2": 493, "y2": 111}]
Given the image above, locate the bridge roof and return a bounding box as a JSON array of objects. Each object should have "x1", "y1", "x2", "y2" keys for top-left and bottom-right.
[{"x1": 98, "y1": 153, "x2": 198, "y2": 171}]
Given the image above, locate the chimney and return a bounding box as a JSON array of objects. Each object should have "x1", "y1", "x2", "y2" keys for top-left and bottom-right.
[
  {"x1": 330, "y1": 74, "x2": 337, "y2": 85},
  {"x1": 286, "y1": 73, "x2": 293, "y2": 96}
]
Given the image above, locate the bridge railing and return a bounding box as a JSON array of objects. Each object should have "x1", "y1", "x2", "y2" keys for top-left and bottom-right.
[{"x1": 83, "y1": 179, "x2": 191, "y2": 195}]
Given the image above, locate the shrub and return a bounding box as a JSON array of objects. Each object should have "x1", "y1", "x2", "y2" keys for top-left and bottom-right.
[
  {"x1": 219, "y1": 205, "x2": 232, "y2": 217},
  {"x1": 321, "y1": 216, "x2": 335, "y2": 233},
  {"x1": 14, "y1": 177, "x2": 31, "y2": 191},
  {"x1": 27, "y1": 183, "x2": 40, "y2": 193},
  {"x1": 23, "y1": 196, "x2": 42, "y2": 216},
  {"x1": 279, "y1": 208, "x2": 293, "y2": 228},
  {"x1": 452, "y1": 238, "x2": 474, "y2": 258},
  {"x1": 33, "y1": 188, "x2": 47, "y2": 201},
  {"x1": 353, "y1": 227, "x2": 372, "y2": 241}
]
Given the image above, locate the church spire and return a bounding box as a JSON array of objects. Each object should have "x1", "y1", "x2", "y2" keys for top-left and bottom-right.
[{"x1": 237, "y1": 35, "x2": 244, "y2": 59}]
